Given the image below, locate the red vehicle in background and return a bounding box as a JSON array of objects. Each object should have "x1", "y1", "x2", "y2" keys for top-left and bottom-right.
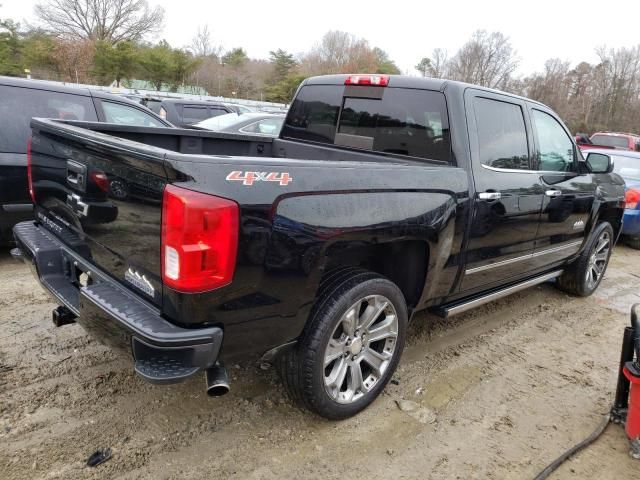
[{"x1": 576, "y1": 132, "x2": 640, "y2": 152}]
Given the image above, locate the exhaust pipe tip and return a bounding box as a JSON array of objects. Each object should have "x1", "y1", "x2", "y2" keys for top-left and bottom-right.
[
  {"x1": 206, "y1": 382, "x2": 230, "y2": 397},
  {"x1": 205, "y1": 362, "x2": 230, "y2": 397}
]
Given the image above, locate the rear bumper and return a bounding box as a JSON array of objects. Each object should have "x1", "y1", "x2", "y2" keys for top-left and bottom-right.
[
  {"x1": 623, "y1": 209, "x2": 640, "y2": 236},
  {"x1": 12, "y1": 221, "x2": 223, "y2": 384}
]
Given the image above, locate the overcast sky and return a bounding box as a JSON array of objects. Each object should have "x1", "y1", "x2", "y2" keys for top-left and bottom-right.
[{"x1": 3, "y1": 0, "x2": 639, "y2": 76}]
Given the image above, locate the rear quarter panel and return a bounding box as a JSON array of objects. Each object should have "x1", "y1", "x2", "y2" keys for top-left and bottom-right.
[{"x1": 161, "y1": 153, "x2": 470, "y2": 360}]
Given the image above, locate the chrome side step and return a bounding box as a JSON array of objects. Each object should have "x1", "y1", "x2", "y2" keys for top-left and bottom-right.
[{"x1": 435, "y1": 270, "x2": 563, "y2": 318}]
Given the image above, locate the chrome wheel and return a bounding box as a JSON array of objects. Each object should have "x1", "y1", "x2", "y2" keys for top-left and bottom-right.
[
  {"x1": 323, "y1": 295, "x2": 398, "y2": 404},
  {"x1": 586, "y1": 230, "x2": 610, "y2": 289},
  {"x1": 109, "y1": 179, "x2": 128, "y2": 200}
]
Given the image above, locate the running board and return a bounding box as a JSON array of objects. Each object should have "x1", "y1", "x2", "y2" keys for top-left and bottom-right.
[{"x1": 434, "y1": 270, "x2": 563, "y2": 318}]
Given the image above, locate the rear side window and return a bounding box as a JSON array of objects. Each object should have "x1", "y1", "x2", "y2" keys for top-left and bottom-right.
[
  {"x1": 282, "y1": 85, "x2": 451, "y2": 162},
  {"x1": 102, "y1": 101, "x2": 165, "y2": 127},
  {"x1": 182, "y1": 106, "x2": 210, "y2": 124},
  {"x1": 208, "y1": 107, "x2": 228, "y2": 117},
  {"x1": 282, "y1": 85, "x2": 341, "y2": 144},
  {"x1": 473, "y1": 97, "x2": 529, "y2": 170},
  {"x1": 0, "y1": 85, "x2": 97, "y2": 153},
  {"x1": 144, "y1": 99, "x2": 162, "y2": 113}
]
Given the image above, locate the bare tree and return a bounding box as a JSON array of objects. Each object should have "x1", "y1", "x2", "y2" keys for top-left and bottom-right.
[
  {"x1": 448, "y1": 30, "x2": 518, "y2": 89},
  {"x1": 190, "y1": 24, "x2": 222, "y2": 58},
  {"x1": 51, "y1": 38, "x2": 96, "y2": 83},
  {"x1": 430, "y1": 48, "x2": 448, "y2": 78},
  {"x1": 34, "y1": 0, "x2": 164, "y2": 43},
  {"x1": 300, "y1": 30, "x2": 390, "y2": 76},
  {"x1": 592, "y1": 45, "x2": 640, "y2": 130},
  {"x1": 415, "y1": 49, "x2": 448, "y2": 78}
]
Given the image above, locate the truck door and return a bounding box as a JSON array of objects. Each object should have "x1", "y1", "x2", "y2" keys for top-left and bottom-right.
[
  {"x1": 527, "y1": 105, "x2": 594, "y2": 267},
  {"x1": 460, "y1": 91, "x2": 544, "y2": 291}
]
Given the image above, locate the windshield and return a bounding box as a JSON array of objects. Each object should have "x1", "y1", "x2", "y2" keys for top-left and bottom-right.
[
  {"x1": 591, "y1": 135, "x2": 630, "y2": 149},
  {"x1": 194, "y1": 112, "x2": 242, "y2": 131},
  {"x1": 612, "y1": 155, "x2": 640, "y2": 181}
]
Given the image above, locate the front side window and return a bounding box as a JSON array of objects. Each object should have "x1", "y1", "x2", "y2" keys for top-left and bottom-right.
[
  {"x1": 473, "y1": 97, "x2": 529, "y2": 170},
  {"x1": 182, "y1": 106, "x2": 210, "y2": 123},
  {"x1": 532, "y1": 109, "x2": 575, "y2": 172},
  {"x1": 102, "y1": 102, "x2": 165, "y2": 127}
]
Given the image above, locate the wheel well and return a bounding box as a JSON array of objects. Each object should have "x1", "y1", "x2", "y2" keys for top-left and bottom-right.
[
  {"x1": 324, "y1": 240, "x2": 428, "y2": 308},
  {"x1": 598, "y1": 207, "x2": 623, "y2": 239}
]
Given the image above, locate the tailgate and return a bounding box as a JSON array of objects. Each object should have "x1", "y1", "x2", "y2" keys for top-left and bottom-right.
[{"x1": 30, "y1": 118, "x2": 168, "y2": 306}]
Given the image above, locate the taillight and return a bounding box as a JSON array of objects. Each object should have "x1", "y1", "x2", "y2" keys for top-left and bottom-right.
[
  {"x1": 344, "y1": 74, "x2": 389, "y2": 86},
  {"x1": 625, "y1": 189, "x2": 640, "y2": 209},
  {"x1": 161, "y1": 184, "x2": 239, "y2": 293},
  {"x1": 27, "y1": 137, "x2": 35, "y2": 203},
  {"x1": 91, "y1": 171, "x2": 109, "y2": 193}
]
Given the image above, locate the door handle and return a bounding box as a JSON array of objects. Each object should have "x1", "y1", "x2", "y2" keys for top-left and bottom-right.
[
  {"x1": 66, "y1": 159, "x2": 87, "y2": 191},
  {"x1": 545, "y1": 190, "x2": 562, "y2": 197},
  {"x1": 478, "y1": 191, "x2": 501, "y2": 200}
]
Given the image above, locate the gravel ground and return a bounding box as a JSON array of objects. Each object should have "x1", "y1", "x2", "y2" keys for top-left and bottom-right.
[{"x1": 1, "y1": 245, "x2": 640, "y2": 479}]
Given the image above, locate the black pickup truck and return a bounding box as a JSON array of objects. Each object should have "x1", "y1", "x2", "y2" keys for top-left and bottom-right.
[{"x1": 13, "y1": 74, "x2": 625, "y2": 419}]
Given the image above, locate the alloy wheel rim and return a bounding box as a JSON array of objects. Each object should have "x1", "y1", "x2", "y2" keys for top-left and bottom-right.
[
  {"x1": 586, "y1": 230, "x2": 610, "y2": 289},
  {"x1": 110, "y1": 181, "x2": 127, "y2": 199},
  {"x1": 323, "y1": 295, "x2": 398, "y2": 404}
]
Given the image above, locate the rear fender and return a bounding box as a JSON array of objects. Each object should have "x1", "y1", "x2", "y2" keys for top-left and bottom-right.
[{"x1": 269, "y1": 190, "x2": 460, "y2": 311}]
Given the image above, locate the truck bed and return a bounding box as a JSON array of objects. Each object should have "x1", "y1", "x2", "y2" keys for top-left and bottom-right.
[{"x1": 27, "y1": 117, "x2": 468, "y2": 361}]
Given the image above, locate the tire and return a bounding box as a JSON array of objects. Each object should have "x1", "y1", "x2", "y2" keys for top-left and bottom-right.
[
  {"x1": 625, "y1": 236, "x2": 640, "y2": 250},
  {"x1": 277, "y1": 270, "x2": 408, "y2": 419},
  {"x1": 109, "y1": 178, "x2": 129, "y2": 200},
  {"x1": 556, "y1": 222, "x2": 614, "y2": 297}
]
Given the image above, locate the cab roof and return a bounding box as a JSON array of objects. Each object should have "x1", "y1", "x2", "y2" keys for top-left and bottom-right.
[{"x1": 302, "y1": 74, "x2": 548, "y2": 109}]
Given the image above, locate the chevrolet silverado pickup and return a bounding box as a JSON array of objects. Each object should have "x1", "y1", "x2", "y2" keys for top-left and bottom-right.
[{"x1": 13, "y1": 74, "x2": 625, "y2": 419}]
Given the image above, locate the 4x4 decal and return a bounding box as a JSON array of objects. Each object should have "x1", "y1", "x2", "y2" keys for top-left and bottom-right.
[{"x1": 226, "y1": 171, "x2": 292, "y2": 186}]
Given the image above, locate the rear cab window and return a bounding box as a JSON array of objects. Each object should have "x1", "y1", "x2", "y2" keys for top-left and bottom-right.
[
  {"x1": 0, "y1": 84, "x2": 98, "y2": 153},
  {"x1": 281, "y1": 83, "x2": 451, "y2": 163}
]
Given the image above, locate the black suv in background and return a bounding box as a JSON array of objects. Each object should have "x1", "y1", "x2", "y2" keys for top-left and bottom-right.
[
  {"x1": 0, "y1": 76, "x2": 171, "y2": 244},
  {"x1": 158, "y1": 98, "x2": 237, "y2": 127}
]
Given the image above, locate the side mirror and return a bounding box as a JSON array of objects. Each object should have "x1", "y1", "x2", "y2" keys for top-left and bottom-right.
[{"x1": 586, "y1": 152, "x2": 613, "y2": 174}]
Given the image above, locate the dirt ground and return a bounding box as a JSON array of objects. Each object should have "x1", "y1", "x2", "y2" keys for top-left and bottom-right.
[{"x1": 1, "y1": 245, "x2": 640, "y2": 480}]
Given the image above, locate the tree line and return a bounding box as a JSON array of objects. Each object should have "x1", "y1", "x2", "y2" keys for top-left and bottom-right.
[
  {"x1": 0, "y1": 0, "x2": 399, "y2": 102},
  {"x1": 1, "y1": 0, "x2": 639, "y2": 133},
  {"x1": 416, "y1": 30, "x2": 640, "y2": 134}
]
